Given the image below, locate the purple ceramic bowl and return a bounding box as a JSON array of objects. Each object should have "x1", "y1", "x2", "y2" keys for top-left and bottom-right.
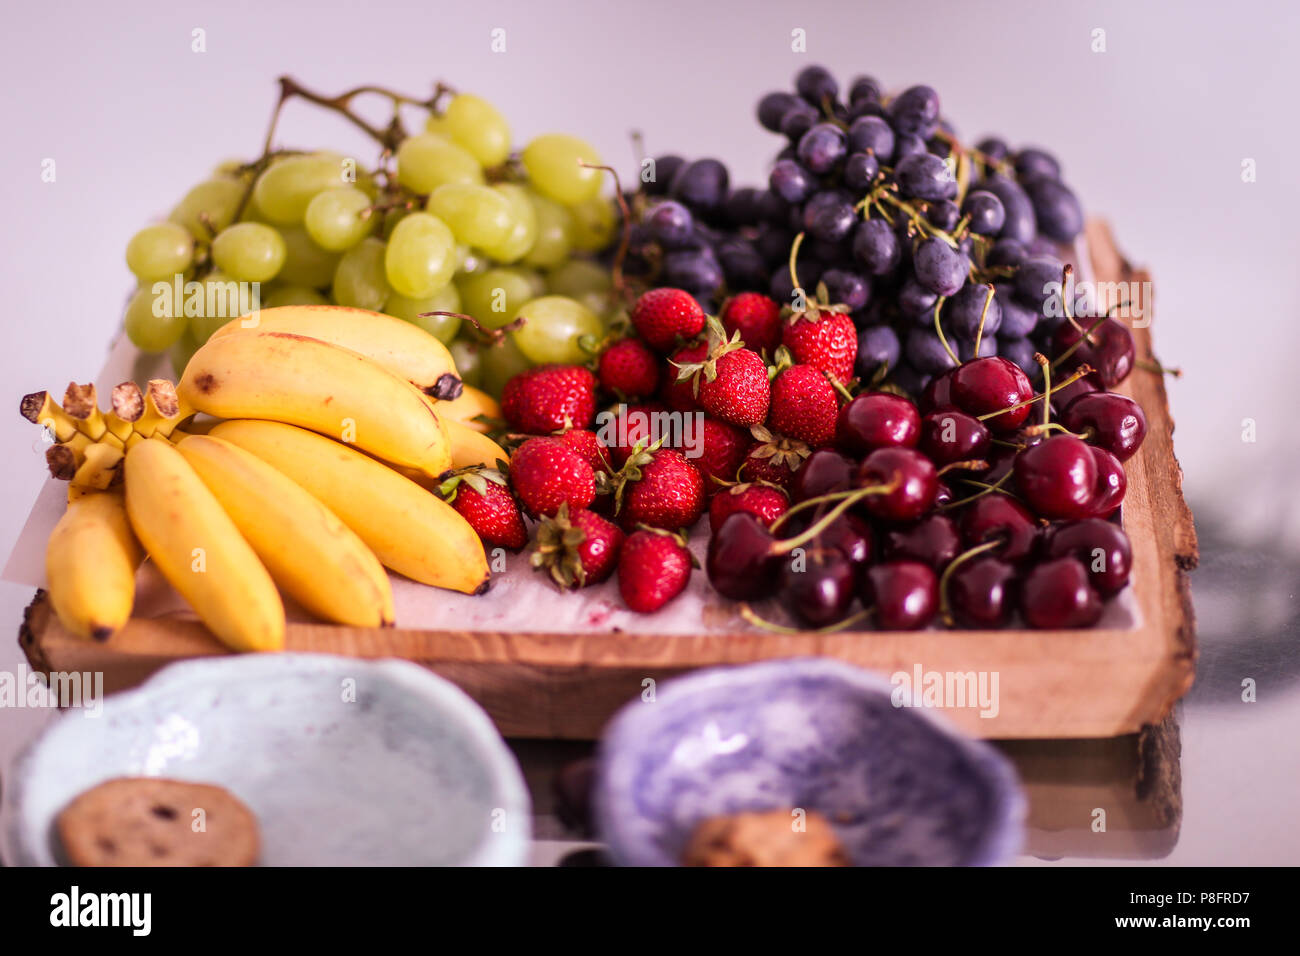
[{"x1": 594, "y1": 658, "x2": 1025, "y2": 866}]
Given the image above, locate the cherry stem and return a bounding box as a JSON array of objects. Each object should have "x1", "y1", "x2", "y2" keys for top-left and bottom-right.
[
  {"x1": 578, "y1": 162, "x2": 631, "y2": 306},
  {"x1": 1060, "y1": 264, "x2": 1094, "y2": 341},
  {"x1": 740, "y1": 603, "x2": 874, "y2": 635},
  {"x1": 938, "y1": 467, "x2": 1015, "y2": 510},
  {"x1": 788, "y1": 231, "x2": 806, "y2": 295},
  {"x1": 1036, "y1": 352, "x2": 1052, "y2": 427},
  {"x1": 938, "y1": 538, "x2": 1003, "y2": 626},
  {"x1": 936, "y1": 459, "x2": 990, "y2": 476},
  {"x1": 974, "y1": 364, "x2": 1094, "y2": 421},
  {"x1": 1049, "y1": 314, "x2": 1112, "y2": 371},
  {"x1": 973, "y1": 284, "x2": 995, "y2": 357},
  {"x1": 1023, "y1": 422, "x2": 1085, "y2": 438},
  {"x1": 771, "y1": 480, "x2": 900, "y2": 554},
  {"x1": 933, "y1": 295, "x2": 959, "y2": 366}
]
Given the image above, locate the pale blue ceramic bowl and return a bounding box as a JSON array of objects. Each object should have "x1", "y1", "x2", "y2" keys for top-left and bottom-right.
[
  {"x1": 595, "y1": 658, "x2": 1025, "y2": 866},
  {"x1": 5, "y1": 654, "x2": 531, "y2": 866}
]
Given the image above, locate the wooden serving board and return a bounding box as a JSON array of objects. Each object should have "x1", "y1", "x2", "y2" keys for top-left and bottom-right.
[{"x1": 18, "y1": 221, "x2": 1198, "y2": 740}]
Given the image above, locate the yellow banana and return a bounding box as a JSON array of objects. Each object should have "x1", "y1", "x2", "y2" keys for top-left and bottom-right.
[
  {"x1": 428, "y1": 385, "x2": 501, "y2": 433},
  {"x1": 62, "y1": 383, "x2": 107, "y2": 440},
  {"x1": 45, "y1": 488, "x2": 142, "y2": 641},
  {"x1": 178, "y1": 331, "x2": 453, "y2": 479},
  {"x1": 445, "y1": 417, "x2": 510, "y2": 471},
  {"x1": 210, "y1": 420, "x2": 490, "y2": 594},
  {"x1": 209, "y1": 304, "x2": 462, "y2": 397},
  {"x1": 176, "y1": 434, "x2": 394, "y2": 628},
  {"x1": 124, "y1": 437, "x2": 284, "y2": 652},
  {"x1": 134, "y1": 380, "x2": 184, "y2": 438},
  {"x1": 71, "y1": 442, "x2": 124, "y2": 490}
]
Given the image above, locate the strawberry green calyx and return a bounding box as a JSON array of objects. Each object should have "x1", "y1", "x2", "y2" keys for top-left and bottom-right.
[
  {"x1": 671, "y1": 316, "x2": 743, "y2": 397},
  {"x1": 436, "y1": 465, "x2": 510, "y2": 503}
]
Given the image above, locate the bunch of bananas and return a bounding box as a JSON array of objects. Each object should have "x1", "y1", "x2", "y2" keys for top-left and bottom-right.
[{"x1": 22, "y1": 305, "x2": 509, "y2": 651}]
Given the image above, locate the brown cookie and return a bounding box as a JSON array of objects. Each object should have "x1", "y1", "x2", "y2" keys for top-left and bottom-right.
[
  {"x1": 56, "y1": 777, "x2": 259, "y2": 867},
  {"x1": 682, "y1": 808, "x2": 851, "y2": 867}
]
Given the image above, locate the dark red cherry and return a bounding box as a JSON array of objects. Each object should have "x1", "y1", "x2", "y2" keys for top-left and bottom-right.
[
  {"x1": 1049, "y1": 369, "x2": 1101, "y2": 418},
  {"x1": 1020, "y1": 556, "x2": 1103, "y2": 628},
  {"x1": 947, "y1": 557, "x2": 1018, "y2": 628},
  {"x1": 855, "y1": 446, "x2": 938, "y2": 522},
  {"x1": 920, "y1": 369, "x2": 957, "y2": 414},
  {"x1": 1013, "y1": 434, "x2": 1098, "y2": 519},
  {"x1": 781, "y1": 548, "x2": 857, "y2": 627},
  {"x1": 919, "y1": 408, "x2": 991, "y2": 465},
  {"x1": 959, "y1": 494, "x2": 1039, "y2": 563},
  {"x1": 1084, "y1": 445, "x2": 1126, "y2": 518},
  {"x1": 1061, "y1": 391, "x2": 1147, "y2": 462},
  {"x1": 861, "y1": 560, "x2": 938, "y2": 630},
  {"x1": 884, "y1": 513, "x2": 960, "y2": 568},
  {"x1": 815, "y1": 513, "x2": 874, "y2": 566},
  {"x1": 706, "y1": 511, "x2": 780, "y2": 600},
  {"x1": 978, "y1": 442, "x2": 1021, "y2": 485},
  {"x1": 1052, "y1": 317, "x2": 1135, "y2": 388},
  {"x1": 1044, "y1": 518, "x2": 1132, "y2": 595},
  {"x1": 950, "y1": 357, "x2": 1034, "y2": 433},
  {"x1": 933, "y1": 480, "x2": 955, "y2": 508},
  {"x1": 790, "y1": 448, "x2": 854, "y2": 503},
  {"x1": 835, "y1": 392, "x2": 921, "y2": 455}
]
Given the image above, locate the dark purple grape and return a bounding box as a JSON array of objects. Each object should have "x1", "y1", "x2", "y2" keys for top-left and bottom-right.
[
  {"x1": 669, "y1": 159, "x2": 729, "y2": 212},
  {"x1": 753, "y1": 190, "x2": 786, "y2": 225},
  {"x1": 895, "y1": 152, "x2": 956, "y2": 201},
  {"x1": 663, "y1": 248, "x2": 722, "y2": 293},
  {"x1": 846, "y1": 116, "x2": 895, "y2": 163},
  {"x1": 898, "y1": 273, "x2": 939, "y2": 317},
  {"x1": 856, "y1": 324, "x2": 901, "y2": 378},
  {"x1": 888, "y1": 85, "x2": 941, "y2": 138},
  {"x1": 1023, "y1": 177, "x2": 1084, "y2": 242},
  {"x1": 945, "y1": 282, "x2": 1002, "y2": 339},
  {"x1": 978, "y1": 175, "x2": 1037, "y2": 245},
  {"x1": 754, "y1": 224, "x2": 794, "y2": 266},
  {"x1": 998, "y1": 336, "x2": 1040, "y2": 381},
  {"x1": 905, "y1": 327, "x2": 959, "y2": 375},
  {"x1": 912, "y1": 237, "x2": 969, "y2": 296},
  {"x1": 975, "y1": 137, "x2": 1010, "y2": 162},
  {"x1": 955, "y1": 335, "x2": 997, "y2": 362},
  {"x1": 795, "y1": 65, "x2": 839, "y2": 106},
  {"x1": 994, "y1": 286, "x2": 1038, "y2": 338},
  {"x1": 1014, "y1": 147, "x2": 1061, "y2": 181},
  {"x1": 768, "y1": 159, "x2": 815, "y2": 205},
  {"x1": 802, "y1": 191, "x2": 856, "y2": 243},
  {"x1": 646, "y1": 155, "x2": 684, "y2": 196},
  {"x1": 848, "y1": 99, "x2": 888, "y2": 122},
  {"x1": 820, "y1": 268, "x2": 871, "y2": 311},
  {"x1": 843, "y1": 151, "x2": 880, "y2": 191},
  {"x1": 717, "y1": 238, "x2": 767, "y2": 290},
  {"x1": 796, "y1": 123, "x2": 848, "y2": 175},
  {"x1": 890, "y1": 362, "x2": 931, "y2": 396},
  {"x1": 757, "y1": 92, "x2": 800, "y2": 133},
  {"x1": 645, "y1": 200, "x2": 694, "y2": 249},
  {"x1": 926, "y1": 136, "x2": 953, "y2": 160},
  {"x1": 961, "y1": 190, "x2": 1006, "y2": 236},
  {"x1": 927, "y1": 199, "x2": 960, "y2": 232},
  {"x1": 779, "y1": 101, "x2": 819, "y2": 141},
  {"x1": 771, "y1": 263, "x2": 820, "y2": 304},
  {"x1": 848, "y1": 75, "x2": 882, "y2": 105},
  {"x1": 1013, "y1": 255, "x2": 1066, "y2": 310},
  {"x1": 852, "y1": 218, "x2": 901, "y2": 275},
  {"x1": 893, "y1": 133, "x2": 927, "y2": 161},
  {"x1": 720, "y1": 188, "x2": 761, "y2": 227},
  {"x1": 987, "y1": 238, "x2": 1027, "y2": 269}
]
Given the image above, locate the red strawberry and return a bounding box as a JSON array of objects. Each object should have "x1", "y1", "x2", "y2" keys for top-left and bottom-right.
[
  {"x1": 721, "y1": 293, "x2": 782, "y2": 355},
  {"x1": 768, "y1": 365, "x2": 839, "y2": 447},
  {"x1": 600, "y1": 401, "x2": 674, "y2": 465},
  {"x1": 611, "y1": 446, "x2": 705, "y2": 531},
  {"x1": 438, "y1": 468, "x2": 528, "y2": 550},
  {"x1": 618, "y1": 527, "x2": 695, "y2": 613},
  {"x1": 501, "y1": 365, "x2": 597, "y2": 434},
  {"x1": 598, "y1": 338, "x2": 659, "y2": 400},
  {"x1": 557, "y1": 428, "x2": 611, "y2": 475},
  {"x1": 510, "y1": 437, "x2": 596, "y2": 517},
  {"x1": 708, "y1": 482, "x2": 789, "y2": 534},
  {"x1": 660, "y1": 340, "x2": 706, "y2": 411},
  {"x1": 692, "y1": 417, "x2": 750, "y2": 494},
  {"x1": 781, "y1": 308, "x2": 857, "y2": 384},
  {"x1": 675, "y1": 318, "x2": 770, "y2": 427},
  {"x1": 630, "y1": 287, "x2": 706, "y2": 353},
  {"x1": 530, "y1": 503, "x2": 623, "y2": 589},
  {"x1": 738, "y1": 426, "x2": 811, "y2": 487}
]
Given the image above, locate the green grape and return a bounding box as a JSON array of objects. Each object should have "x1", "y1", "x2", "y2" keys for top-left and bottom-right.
[
  {"x1": 457, "y1": 267, "x2": 540, "y2": 330},
  {"x1": 522, "y1": 191, "x2": 574, "y2": 268},
  {"x1": 547, "y1": 259, "x2": 613, "y2": 297},
  {"x1": 449, "y1": 338, "x2": 484, "y2": 389},
  {"x1": 384, "y1": 212, "x2": 456, "y2": 298},
  {"x1": 381, "y1": 206, "x2": 412, "y2": 240},
  {"x1": 510, "y1": 294, "x2": 603, "y2": 365},
  {"x1": 252, "y1": 152, "x2": 353, "y2": 225},
  {"x1": 304, "y1": 186, "x2": 376, "y2": 251},
  {"x1": 395, "y1": 133, "x2": 483, "y2": 194},
  {"x1": 125, "y1": 222, "x2": 194, "y2": 283},
  {"x1": 169, "y1": 178, "x2": 245, "y2": 237},
  {"x1": 169, "y1": 326, "x2": 201, "y2": 378},
  {"x1": 210, "y1": 222, "x2": 286, "y2": 283},
  {"x1": 276, "y1": 225, "x2": 341, "y2": 288},
  {"x1": 569, "y1": 195, "x2": 616, "y2": 252},
  {"x1": 263, "y1": 285, "x2": 330, "y2": 308},
  {"x1": 441, "y1": 93, "x2": 511, "y2": 167},
  {"x1": 427, "y1": 183, "x2": 516, "y2": 251},
  {"x1": 124, "y1": 286, "x2": 187, "y2": 352},
  {"x1": 521, "y1": 134, "x2": 602, "y2": 205},
  {"x1": 481, "y1": 333, "x2": 533, "y2": 398},
  {"x1": 332, "y1": 237, "x2": 391, "y2": 312},
  {"x1": 386, "y1": 284, "x2": 462, "y2": 343},
  {"x1": 479, "y1": 183, "x2": 537, "y2": 263},
  {"x1": 189, "y1": 270, "x2": 254, "y2": 344}
]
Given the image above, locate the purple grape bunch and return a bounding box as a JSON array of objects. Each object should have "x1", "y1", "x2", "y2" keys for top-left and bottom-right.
[{"x1": 623, "y1": 65, "x2": 1087, "y2": 396}]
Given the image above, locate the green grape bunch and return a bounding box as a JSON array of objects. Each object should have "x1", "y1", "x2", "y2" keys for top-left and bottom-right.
[{"x1": 121, "y1": 77, "x2": 620, "y2": 392}]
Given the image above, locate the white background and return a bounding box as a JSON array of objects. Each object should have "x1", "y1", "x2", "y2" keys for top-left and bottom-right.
[{"x1": 2, "y1": 0, "x2": 1297, "y2": 862}]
